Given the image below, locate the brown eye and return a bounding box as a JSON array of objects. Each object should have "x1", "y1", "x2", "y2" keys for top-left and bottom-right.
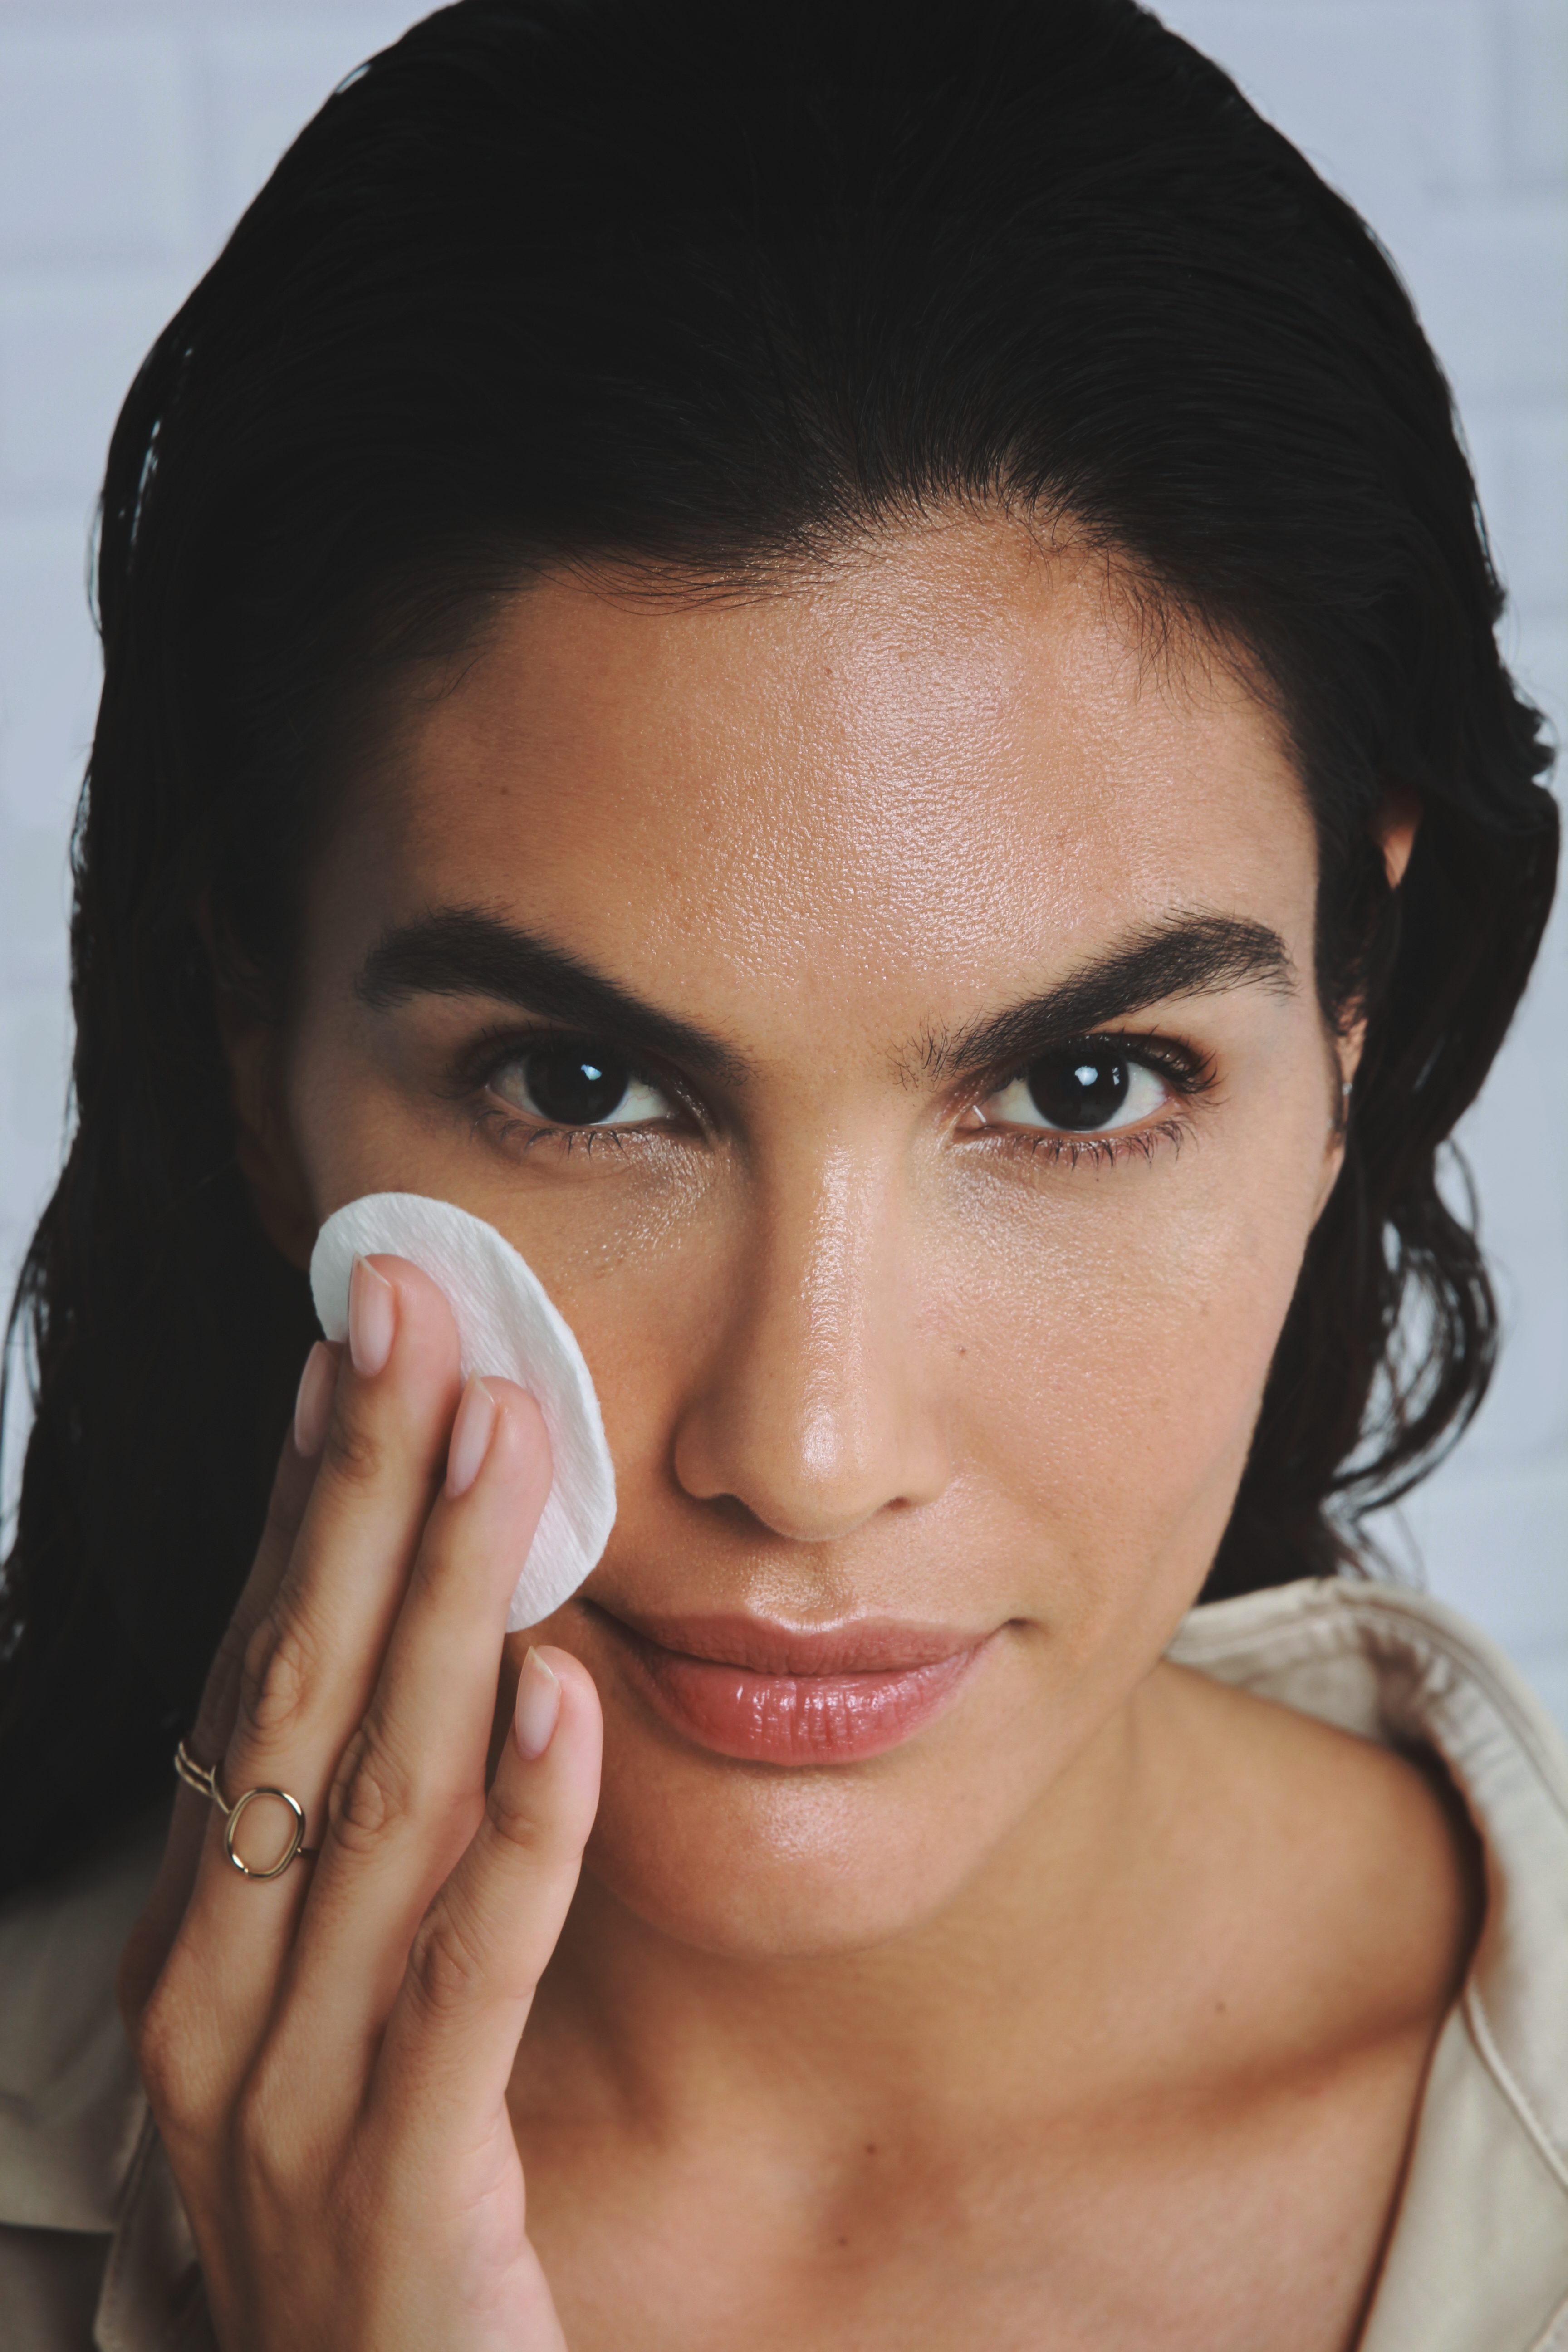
[
  {"x1": 491, "y1": 1044, "x2": 673, "y2": 1128},
  {"x1": 1025, "y1": 1049, "x2": 1131, "y2": 1130},
  {"x1": 982, "y1": 1047, "x2": 1166, "y2": 1135}
]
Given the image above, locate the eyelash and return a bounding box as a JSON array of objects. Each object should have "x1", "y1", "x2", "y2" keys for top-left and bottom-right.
[
  {"x1": 453, "y1": 1026, "x2": 692, "y2": 1157},
  {"x1": 451, "y1": 1026, "x2": 1215, "y2": 1168},
  {"x1": 976, "y1": 1034, "x2": 1215, "y2": 1173}
]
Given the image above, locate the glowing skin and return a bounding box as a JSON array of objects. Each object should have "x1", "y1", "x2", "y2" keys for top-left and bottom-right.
[{"x1": 220, "y1": 517, "x2": 1462, "y2": 2351}]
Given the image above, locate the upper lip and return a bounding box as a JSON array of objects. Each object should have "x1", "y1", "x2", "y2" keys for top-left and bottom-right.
[{"x1": 586, "y1": 1603, "x2": 987, "y2": 1677}]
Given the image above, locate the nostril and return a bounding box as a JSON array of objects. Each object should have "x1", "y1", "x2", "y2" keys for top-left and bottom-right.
[
  {"x1": 673, "y1": 1442, "x2": 930, "y2": 1547},
  {"x1": 668, "y1": 1193, "x2": 954, "y2": 1539}
]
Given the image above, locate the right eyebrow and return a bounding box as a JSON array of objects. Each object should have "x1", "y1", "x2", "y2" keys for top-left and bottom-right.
[
  {"x1": 919, "y1": 912, "x2": 1296, "y2": 1081},
  {"x1": 354, "y1": 906, "x2": 746, "y2": 1084}
]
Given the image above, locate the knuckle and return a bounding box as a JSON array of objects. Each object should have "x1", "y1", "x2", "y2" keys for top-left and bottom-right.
[
  {"x1": 117, "y1": 1912, "x2": 168, "y2": 2034},
  {"x1": 237, "y1": 1608, "x2": 323, "y2": 1745},
  {"x1": 132, "y1": 1994, "x2": 176, "y2": 2098},
  {"x1": 318, "y1": 1407, "x2": 392, "y2": 1494},
  {"x1": 406, "y1": 1904, "x2": 489, "y2": 2022},
  {"x1": 328, "y1": 1725, "x2": 419, "y2": 1856},
  {"x1": 232, "y1": 2058, "x2": 313, "y2": 2193},
  {"x1": 134, "y1": 1976, "x2": 206, "y2": 2129},
  {"x1": 485, "y1": 1774, "x2": 554, "y2": 1864}
]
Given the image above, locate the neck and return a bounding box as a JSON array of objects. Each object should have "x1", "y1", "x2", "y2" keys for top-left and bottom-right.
[{"x1": 515, "y1": 1663, "x2": 1200, "y2": 2148}]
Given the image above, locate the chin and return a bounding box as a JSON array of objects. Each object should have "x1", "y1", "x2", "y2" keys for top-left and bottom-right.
[{"x1": 578, "y1": 1701, "x2": 1052, "y2": 1962}]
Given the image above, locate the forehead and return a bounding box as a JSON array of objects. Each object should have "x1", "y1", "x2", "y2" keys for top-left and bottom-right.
[{"x1": 335, "y1": 520, "x2": 1315, "y2": 1014}]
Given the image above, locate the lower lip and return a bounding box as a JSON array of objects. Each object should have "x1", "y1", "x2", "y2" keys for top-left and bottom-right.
[{"x1": 603, "y1": 1622, "x2": 985, "y2": 1766}]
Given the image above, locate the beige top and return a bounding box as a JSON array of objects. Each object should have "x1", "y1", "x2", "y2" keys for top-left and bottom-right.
[{"x1": 2, "y1": 1576, "x2": 1566, "y2": 2351}]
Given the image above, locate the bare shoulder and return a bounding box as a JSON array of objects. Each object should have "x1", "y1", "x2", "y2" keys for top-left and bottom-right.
[
  {"x1": 1153, "y1": 1658, "x2": 1481, "y2": 2048},
  {"x1": 1022, "y1": 1661, "x2": 1492, "y2": 2349}
]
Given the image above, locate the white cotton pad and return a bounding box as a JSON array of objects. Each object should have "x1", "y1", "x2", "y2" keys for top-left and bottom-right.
[{"x1": 309, "y1": 1192, "x2": 617, "y2": 1630}]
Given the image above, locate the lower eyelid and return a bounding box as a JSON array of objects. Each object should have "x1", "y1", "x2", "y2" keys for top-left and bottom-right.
[
  {"x1": 473, "y1": 1088, "x2": 684, "y2": 1160},
  {"x1": 992, "y1": 1112, "x2": 1193, "y2": 1171}
]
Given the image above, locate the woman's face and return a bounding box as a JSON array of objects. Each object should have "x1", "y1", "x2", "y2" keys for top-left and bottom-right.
[{"x1": 269, "y1": 518, "x2": 1346, "y2": 1960}]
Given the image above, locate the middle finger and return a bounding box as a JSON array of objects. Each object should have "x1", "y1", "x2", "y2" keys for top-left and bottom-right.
[{"x1": 282, "y1": 1373, "x2": 553, "y2": 2057}]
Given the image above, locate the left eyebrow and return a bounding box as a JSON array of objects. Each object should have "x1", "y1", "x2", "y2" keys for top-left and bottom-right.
[{"x1": 919, "y1": 912, "x2": 1296, "y2": 1081}]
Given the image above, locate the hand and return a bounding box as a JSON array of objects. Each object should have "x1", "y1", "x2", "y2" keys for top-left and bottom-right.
[{"x1": 118, "y1": 1256, "x2": 603, "y2": 2351}]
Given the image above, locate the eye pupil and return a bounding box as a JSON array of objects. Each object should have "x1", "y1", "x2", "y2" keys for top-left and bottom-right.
[
  {"x1": 1026, "y1": 1049, "x2": 1130, "y2": 1131},
  {"x1": 525, "y1": 1048, "x2": 630, "y2": 1125}
]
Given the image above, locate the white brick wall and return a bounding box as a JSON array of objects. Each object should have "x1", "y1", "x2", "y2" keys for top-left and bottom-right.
[
  {"x1": 1, "y1": 0, "x2": 1564, "y2": 1722},
  {"x1": 1157, "y1": 0, "x2": 1568, "y2": 1726}
]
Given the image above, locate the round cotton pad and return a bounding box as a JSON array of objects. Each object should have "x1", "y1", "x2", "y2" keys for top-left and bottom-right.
[{"x1": 309, "y1": 1193, "x2": 617, "y2": 1631}]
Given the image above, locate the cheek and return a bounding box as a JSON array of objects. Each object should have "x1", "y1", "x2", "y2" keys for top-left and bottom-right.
[
  {"x1": 977, "y1": 1189, "x2": 1293, "y2": 1436},
  {"x1": 944, "y1": 1144, "x2": 1321, "y2": 1595}
]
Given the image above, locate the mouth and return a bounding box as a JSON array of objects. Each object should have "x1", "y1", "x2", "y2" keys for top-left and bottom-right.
[{"x1": 585, "y1": 1605, "x2": 991, "y2": 1766}]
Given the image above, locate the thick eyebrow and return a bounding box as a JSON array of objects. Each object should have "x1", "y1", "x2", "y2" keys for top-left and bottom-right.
[
  {"x1": 355, "y1": 907, "x2": 745, "y2": 1083},
  {"x1": 920, "y1": 913, "x2": 1295, "y2": 1082}
]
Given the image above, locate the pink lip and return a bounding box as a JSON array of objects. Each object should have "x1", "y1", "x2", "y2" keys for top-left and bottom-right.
[{"x1": 592, "y1": 1608, "x2": 989, "y2": 1765}]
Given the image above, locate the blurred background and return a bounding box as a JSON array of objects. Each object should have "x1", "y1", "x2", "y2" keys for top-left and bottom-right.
[{"x1": 0, "y1": 0, "x2": 1564, "y2": 1722}]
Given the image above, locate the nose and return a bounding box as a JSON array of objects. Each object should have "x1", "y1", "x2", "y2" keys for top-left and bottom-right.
[{"x1": 671, "y1": 1138, "x2": 954, "y2": 1542}]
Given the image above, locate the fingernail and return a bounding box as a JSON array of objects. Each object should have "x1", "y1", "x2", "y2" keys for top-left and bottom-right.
[
  {"x1": 293, "y1": 1341, "x2": 336, "y2": 1459},
  {"x1": 348, "y1": 1257, "x2": 395, "y2": 1378},
  {"x1": 514, "y1": 1646, "x2": 562, "y2": 1760},
  {"x1": 446, "y1": 1373, "x2": 498, "y2": 1499}
]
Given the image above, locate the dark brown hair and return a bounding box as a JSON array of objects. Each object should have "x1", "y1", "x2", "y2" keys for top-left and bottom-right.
[{"x1": 0, "y1": 0, "x2": 1556, "y2": 1892}]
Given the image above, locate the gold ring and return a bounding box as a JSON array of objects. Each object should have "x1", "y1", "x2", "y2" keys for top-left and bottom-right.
[
  {"x1": 222, "y1": 1785, "x2": 309, "y2": 1879},
  {"x1": 174, "y1": 1739, "x2": 319, "y2": 1877},
  {"x1": 174, "y1": 1737, "x2": 222, "y2": 1804}
]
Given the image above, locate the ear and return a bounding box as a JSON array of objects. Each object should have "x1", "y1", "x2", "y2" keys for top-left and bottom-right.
[
  {"x1": 1373, "y1": 780, "x2": 1421, "y2": 891},
  {"x1": 196, "y1": 898, "x2": 316, "y2": 1273},
  {"x1": 1327, "y1": 783, "x2": 1421, "y2": 1115},
  {"x1": 1307, "y1": 786, "x2": 1421, "y2": 1221}
]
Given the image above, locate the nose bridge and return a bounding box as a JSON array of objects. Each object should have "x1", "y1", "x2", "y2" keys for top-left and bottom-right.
[
  {"x1": 673, "y1": 1127, "x2": 951, "y2": 1541},
  {"x1": 797, "y1": 1140, "x2": 868, "y2": 1483}
]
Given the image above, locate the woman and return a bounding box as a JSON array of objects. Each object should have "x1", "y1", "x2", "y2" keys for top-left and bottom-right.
[{"x1": 0, "y1": 0, "x2": 1562, "y2": 2344}]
